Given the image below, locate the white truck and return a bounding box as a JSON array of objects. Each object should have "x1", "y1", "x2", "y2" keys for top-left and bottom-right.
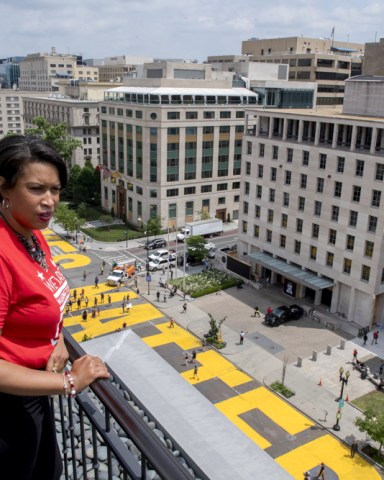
[{"x1": 176, "y1": 218, "x2": 223, "y2": 242}]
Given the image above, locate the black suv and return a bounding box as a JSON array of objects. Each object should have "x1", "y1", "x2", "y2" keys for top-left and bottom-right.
[
  {"x1": 144, "y1": 238, "x2": 167, "y2": 250},
  {"x1": 264, "y1": 304, "x2": 304, "y2": 327}
]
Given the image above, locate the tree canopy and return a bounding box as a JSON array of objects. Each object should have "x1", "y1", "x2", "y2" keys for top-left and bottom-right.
[
  {"x1": 355, "y1": 408, "x2": 384, "y2": 452},
  {"x1": 186, "y1": 235, "x2": 208, "y2": 263}
]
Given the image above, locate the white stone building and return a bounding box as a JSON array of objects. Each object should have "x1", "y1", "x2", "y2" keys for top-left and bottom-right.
[{"x1": 238, "y1": 76, "x2": 384, "y2": 326}]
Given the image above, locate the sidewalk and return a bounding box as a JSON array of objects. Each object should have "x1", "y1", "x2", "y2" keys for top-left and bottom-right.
[{"x1": 137, "y1": 269, "x2": 384, "y2": 463}]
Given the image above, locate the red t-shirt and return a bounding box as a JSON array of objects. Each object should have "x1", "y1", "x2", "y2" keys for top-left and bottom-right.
[{"x1": 0, "y1": 219, "x2": 70, "y2": 369}]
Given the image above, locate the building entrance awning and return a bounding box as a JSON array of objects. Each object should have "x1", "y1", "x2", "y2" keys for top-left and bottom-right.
[{"x1": 248, "y1": 252, "x2": 334, "y2": 291}]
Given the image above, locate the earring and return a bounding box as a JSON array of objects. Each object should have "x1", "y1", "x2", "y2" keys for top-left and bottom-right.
[{"x1": 1, "y1": 198, "x2": 9, "y2": 209}]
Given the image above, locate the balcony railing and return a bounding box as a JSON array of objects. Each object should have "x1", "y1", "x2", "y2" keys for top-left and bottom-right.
[{"x1": 56, "y1": 330, "x2": 206, "y2": 480}]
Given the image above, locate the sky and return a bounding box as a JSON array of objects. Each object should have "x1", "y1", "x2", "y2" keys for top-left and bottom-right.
[{"x1": 1, "y1": 0, "x2": 383, "y2": 61}]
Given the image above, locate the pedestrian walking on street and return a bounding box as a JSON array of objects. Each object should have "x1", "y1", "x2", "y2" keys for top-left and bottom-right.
[
  {"x1": 97, "y1": 306, "x2": 100, "y2": 316},
  {"x1": 122, "y1": 302, "x2": 125, "y2": 313},
  {"x1": 253, "y1": 306, "x2": 261, "y2": 317},
  {"x1": 82, "y1": 310, "x2": 88, "y2": 322},
  {"x1": 94, "y1": 275, "x2": 99, "y2": 288},
  {"x1": 73, "y1": 289, "x2": 77, "y2": 300},
  {"x1": 163, "y1": 293, "x2": 167, "y2": 303},
  {"x1": 169, "y1": 317, "x2": 175, "y2": 328},
  {"x1": 350, "y1": 441, "x2": 358, "y2": 458},
  {"x1": 94, "y1": 297, "x2": 98, "y2": 307},
  {"x1": 191, "y1": 350, "x2": 197, "y2": 364},
  {"x1": 134, "y1": 277, "x2": 138, "y2": 288},
  {"x1": 182, "y1": 302, "x2": 187, "y2": 313},
  {"x1": 239, "y1": 330, "x2": 246, "y2": 345},
  {"x1": 363, "y1": 332, "x2": 368, "y2": 345},
  {"x1": 315, "y1": 462, "x2": 326, "y2": 479},
  {"x1": 83, "y1": 270, "x2": 87, "y2": 281},
  {"x1": 193, "y1": 365, "x2": 199, "y2": 380},
  {"x1": 353, "y1": 349, "x2": 358, "y2": 362},
  {"x1": 156, "y1": 291, "x2": 160, "y2": 302},
  {"x1": 100, "y1": 292, "x2": 105, "y2": 303},
  {"x1": 77, "y1": 298, "x2": 81, "y2": 309},
  {"x1": 85, "y1": 296, "x2": 89, "y2": 308},
  {"x1": 372, "y1": 330, "x2": 379, "y2": 344},
  {"x1": 100, "y1": 265, "x2": 104, "y2": 275},
  {"x1": 184, "y1": 352, "x2": 189, "y2": 366},
  {"x1": 108, "y1": 294, "x2": 112, "y2": 305},
  {"x1": 67, "y1": 299, "x2": 72, "y2": 311}
]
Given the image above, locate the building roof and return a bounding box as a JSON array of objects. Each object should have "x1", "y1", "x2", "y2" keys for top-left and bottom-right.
[{"x1": 106, "y1": 86, "x2": 258, "y2": 97}]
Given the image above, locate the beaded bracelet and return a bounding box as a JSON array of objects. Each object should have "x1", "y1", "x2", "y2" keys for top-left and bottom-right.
[{"x1": 64, "y1": 370, "x2": 77, "y2": 398}]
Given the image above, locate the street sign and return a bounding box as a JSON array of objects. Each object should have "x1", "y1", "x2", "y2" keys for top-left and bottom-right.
[
  {"x1": 338, "y1": 399, "x2": 345, "y2": 408},
  {"x1": 146, "y1": 274, "x2": 152, "y2": 283}
]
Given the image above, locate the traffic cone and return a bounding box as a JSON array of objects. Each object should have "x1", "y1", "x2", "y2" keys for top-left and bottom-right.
[
  {"x1": 318, "y1": 378, "x2": 323, "y2": 386},
  {"x1": 346, "y1": 394, "x2": 349, "y2": 402}
]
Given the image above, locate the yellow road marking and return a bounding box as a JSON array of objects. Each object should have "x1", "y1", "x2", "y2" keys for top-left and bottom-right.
[{"x1": 143, "y1": 323, "x2": 201, "y2": 350}]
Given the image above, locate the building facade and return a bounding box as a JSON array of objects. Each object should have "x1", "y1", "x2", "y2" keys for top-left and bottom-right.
[
  {"x1": 23, "y1": 95, "x2": 100, "y2": 167},
  {"x1": 241, "y1": 36, "x2": 364, "y2": 107},
  {"x1": 238, "y1": 77, "x2": 384, "y2": 326},
  {"x1": 99, "y1": 63, "x2": 258, "y2": 229},
  {"x1": 362, "y1": 38, "x2": 384, "y2": 76}
]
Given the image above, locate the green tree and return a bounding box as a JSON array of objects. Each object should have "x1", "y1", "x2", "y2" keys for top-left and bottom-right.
[
  {"x1": 99, "y1": 215, "x2": 114, "y2": 230},
  {"x1": 146, "y1": 216, "x2": 162, "y2": 237},
  {"x1": 54, "y1": 203, "x2": 85, "y2": 237},
  {"x1": 72, "y1": 159, "x2": 101, "y2": 205},
  {"x1": 355, "y1": 408, "x2": 384, "y2": 452},
  {"x1": 25, "y1": 116, "x2": 82, "y2": 164},
  {"x1": 196, "y1": 210, "x2": 210, "y2": 221},
  {"x1": 186, "y1": 235, "x2": 207, "y2": 263}
]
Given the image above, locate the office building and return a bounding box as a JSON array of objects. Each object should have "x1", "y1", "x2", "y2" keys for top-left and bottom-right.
[
  {"x1": 362, "y1": 38, "x2": 384, "y2": 76},
  {"x1": 238, "y1": 76, "x2": 384, "y2": 326}
]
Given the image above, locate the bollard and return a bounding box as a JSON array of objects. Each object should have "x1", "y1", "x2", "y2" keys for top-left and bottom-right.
[
  {"x1": 297, "y1": 356, "x2": 303, "y2": 367},
  {"x1": 312, "y1": 351, "x2": 318, "y2": 361},
  {"x1": 340, "y1": 339, "x2": 346, "y2": 350},
  {"x1": 326, "y1": 344, "x2": 332, "y2": 355}
]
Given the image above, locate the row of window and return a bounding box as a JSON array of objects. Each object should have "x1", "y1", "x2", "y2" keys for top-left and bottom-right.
[
  {"x1": 167, "y1": 181, "x2": 240, "y2": 197},
  {"x1": 245, "y1": 222, "x2": 372, "y2": 282}
]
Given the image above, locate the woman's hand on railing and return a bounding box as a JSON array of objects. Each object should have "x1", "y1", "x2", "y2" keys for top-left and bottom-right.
[{"x1": 70, "y1": 355, "x2": 110, "y2": 393}]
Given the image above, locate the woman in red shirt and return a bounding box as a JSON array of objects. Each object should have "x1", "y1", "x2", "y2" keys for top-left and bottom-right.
[{"x1": 0, "y1": 135, "x2": 110, "y2": 480}]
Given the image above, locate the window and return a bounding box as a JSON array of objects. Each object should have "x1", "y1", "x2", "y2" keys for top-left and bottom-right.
[
  {"x1": 272, "y1": 145, "x2": 278, "y2": 160},
  {"x1": 254, "y1": 225, "x2": 259, "y2": 237},
  {"x1": 186, "y1": 111, "x2": 198, "y2": 119},
  {"x1": 302, "y1": 151, "x2": 309, "y2": 166},
  {"x1": 267, "y1": 209, "x2": 274, "y2": 222},
  {"x1": 246, "y1": 162, "x2": 251, "y2": 175},
  {"x1": 167, "y1": 127, "x2": 179, "y2": 135},
  {"x1": 349, "y1": 210, "x2": 358, "y2": 227},
  {"x1": 334, "y1": 181, "x2": 342, "y2": 197},
  {"x1": 361, "y1": 265, "x2": 371, "y2": 282},
  {"x1": 326, "y1": 252, "x2": 334, "y2": 267},
  {"x1": 280, "y1": 235, "x2": 286, "y2": 248},
  {"x1": 242, "y1": 221, "x2": 248, "y2": 233},
  {"x1": 296, "y1": 218, "x2": 303, "y2": 233},
  {"x1": 234, "y1": 195, "x2": 240, "y2": 202},
  {"x1": 259, "y1": 144, "x2": 265, "y2": 157},
  {"x1": 287, "y1": 148, "x2": 293, "y2": 163},
  {"x1": 243, "y1": 201, "x2": 249, "y2": 214},
  {"x1": 365, "y1": 241, "x2": 374, "y2": 258},
  {"x1": 329, "y1": 229, "x2": 337, "y2": 245},
  {"x1": 258, "y1": 165, "x2": 264, "y2": 178},
  {"x1": 300, "y1": 174, "x2": 307, "y2": 189},
  {"x1": 136, "y1": 186, "x2": 143, "y2": 195},
  {"x1": 312, "y1": 223, "x2": 319, "y2": 238},
  {"x1": 184, "y1": 187, "x2": 196, "y2": 195},
  {"x1": 319, "y1": 153, "x2": 327, "y2": 169},
  {"x1": 372, "y1": 190, "x2": 381, "y2": 207},
  {"x1": 314, "y1": 201, "x2": 322, "y2": 216},
  {"x1": 201, "y1": 185, "x2": 212, "y2": 193},
  {"x1": 255, "y1": 205, "x2": 260, "y2": 218},
  {"x1": 328, "y1": 206, "x2": 338, "y2": 222},
  {"x1": 167, "y1": 112, "x2": 180, "y2": 120},
  {"x1": 269, "y1": 189, "x2": 275, "y2": 202},
  {"x1": 270, "y1": 167, "x2": 277, "y2": 181},
  {"x1": 220, "y1": 111, "x2": 231, "y2": 118},
  {"x1": 203, "y1": 111, "x2": 215, "y2": 119},
  {"x1": 317, "y1": 177, "x2": 324, "y2": 193},
  {"x1": 352, "y1": 186, "x2": 361, "y2": 202},
  {"x1": 375, "y1": 163, "x2": 384, "y2": 180},
  {"x1": 283, "y1": 192, "x2": 290, "y2": 207},
  {"x1": 281, "y1": 213, "x2": 288, "y2": 228},
  {"x1": 294, "y1": 240, "x2": 301, "y2": 254},
  {"x1": 298, "y1": 196, "x2": 305, "y2": 211},
  {"x1": 256, "y1": 185, "x2": 262, "y2": 199},
  {"x1": 203, "y1": 126, "x2": 214, "y2": 135},
  {"x1": 337, "y1": 156, "x2": 345, "y2": 173},
  {"x1": 346, "y1": 235, "x2": 355, "y2": 251},
  {"x1": 310, "y1": 246, "x2": 317, "y2": 260},
  {"x1": 368, "y1": 215, "x2": 377, "y2": 233},
  {"x1": 166, "y1": 188, "x2": 179, "y2": 197},
  {"x1": 343, "y1": 258, "x2": 352, "y2": 274},
  {"x1": 355, "y1": 159, "x2": 364, "y2": 177},
  {"x1": 285, "y1": 171, "x2": 291, "y2": 185},
  {"x1": 236, "y1": 111, "x2": 245, "y2": 118},
  {"x1": 232, "y1": 181, "x2": 240, "y2": 189},
  {"x1": 247, "y1": 142, "x2": 252, "y2": 155},
  {"x1": 217, "y1": 183, "x2": 228, "y2": 191},
  {"x1": 244, "y1": 182, "x2": 250, "y2": 194},
  {"x1": 266, "y1": 230, "x2": 272, "y2": 243}
]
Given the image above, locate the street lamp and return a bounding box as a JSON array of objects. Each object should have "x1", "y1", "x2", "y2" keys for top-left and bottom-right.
[
  {"x1": 125, "y1": 224, "x2": 128, "y2": 249},
  {"x1": 333, "y1": 367, "x2": 350, "y2": 431},
  {"x1": 138, "y1": 217, "x2": 151, "y2": 295}
]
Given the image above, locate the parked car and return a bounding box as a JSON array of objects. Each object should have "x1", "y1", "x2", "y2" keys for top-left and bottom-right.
[
  {"x1": 144, "y1": 238, "x2": 167, "y2": 250},
  {"x1": 148, "y1": 248, "x2": 171, "y2": 261},
  {"x1": 264, "y1": 304, "x2": 304, "y2": 326}
]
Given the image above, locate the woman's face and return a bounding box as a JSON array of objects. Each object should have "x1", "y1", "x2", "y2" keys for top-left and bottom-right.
[{"x1": 1, "y1": 161, "x2": 61, "y2": 239}]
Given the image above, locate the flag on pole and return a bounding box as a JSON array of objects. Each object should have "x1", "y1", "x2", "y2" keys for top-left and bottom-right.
[
  {"x1": 330, "y1": 26, "x2": 335, "y2": 39},
  {"x1": 103, "y1": 166, "x2": 112, "y2": 179}
]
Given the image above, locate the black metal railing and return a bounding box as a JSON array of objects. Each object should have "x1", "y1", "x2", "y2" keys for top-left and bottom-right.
[{"x1": 56, "y1": 330, "x2": 205, "y2": 480}]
